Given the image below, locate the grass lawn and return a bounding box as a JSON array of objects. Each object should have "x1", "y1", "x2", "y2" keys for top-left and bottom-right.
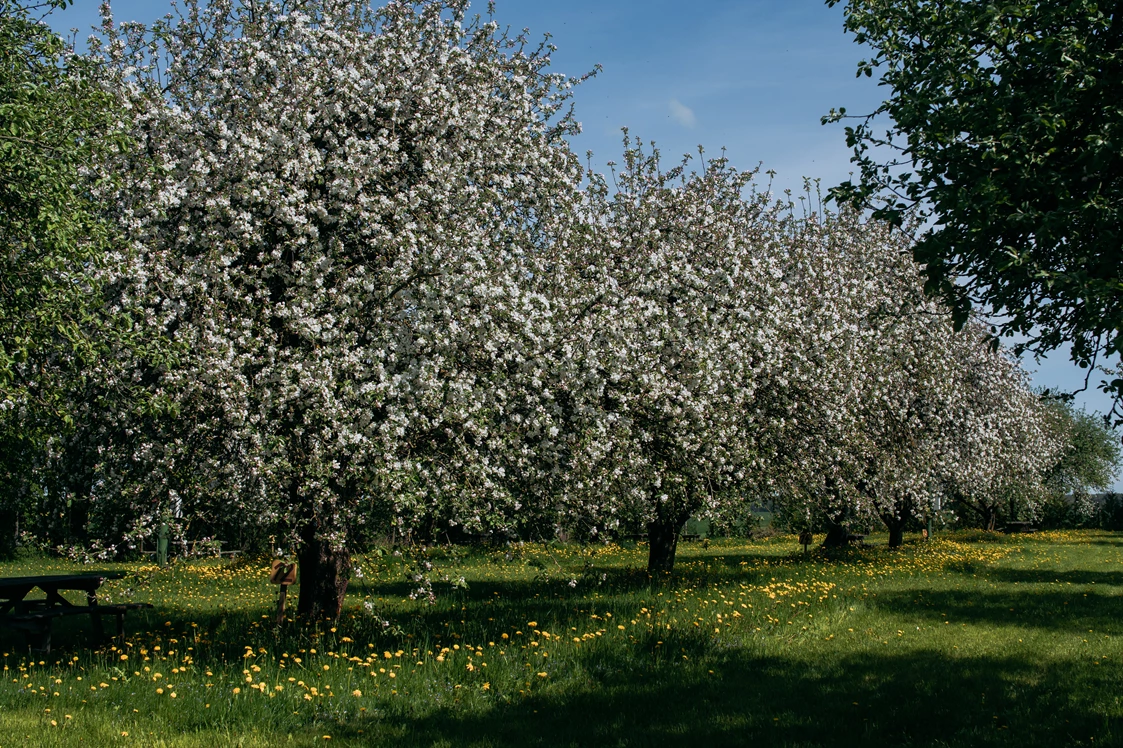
[{"x1": 1, "y1": 530, "x2": 1122, "y2": 747}]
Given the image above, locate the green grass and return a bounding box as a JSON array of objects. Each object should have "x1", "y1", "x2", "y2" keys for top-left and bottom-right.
[{"x1": 2, "y1": 530, "x2": 1122, "y2": 747}]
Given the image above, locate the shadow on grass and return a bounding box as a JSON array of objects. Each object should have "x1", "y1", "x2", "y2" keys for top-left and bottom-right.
[
  {"x1": 980, "y1": 568, "x2": 1123, "y2": 587},
  {"x1": 347, "y1": 542, "x2": 891, "y2": 605},
  {"x1": 337, "y1": 647, "x2": 1121, "y2": 747},
  {"x1": 1079, "y1": 538, "x2": 1123, "y2": 547},
  {"x1": 871, "y1": 587, "x2": 1123, "y2": 634}
]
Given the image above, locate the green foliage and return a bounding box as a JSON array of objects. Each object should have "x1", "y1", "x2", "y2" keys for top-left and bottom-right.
[
  {"x1": 1037, "y1": 398, "x2": 1121, "y2": 528},
  {"x1": 0, "y1": 0, "x2": 118, "y2": 402},
  {"x1": 1100, "y1": 493, "x2": 1123, "y2": 530},
  {"x1": 825, "y1": 0, "x2": 1123, "y2": 410},
  {"x1": 1044, "y1": 399, "x2": 1121, "y2": 503},
  {"x1": 0, "y1": 2, "x2": 167, "y2": 558},
  {"x1": 0, "y1": 0, "x2": 128, "y2": 556}
]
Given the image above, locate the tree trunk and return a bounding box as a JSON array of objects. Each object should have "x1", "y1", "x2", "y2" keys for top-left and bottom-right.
[
  {"x1": 296, "y1": 522, "x2": 351, "y2": 621},
  {"x1": 878, "y1": 509, "x2": 906, "y2": 549},
  {"x1": 647, "y1": 515, "x2": 685, "y2": 575},
  {"x1": 887, "y1": 523, "x2": 904, "y2": 548},
  {"x1": 823, "y1": 520, "x2": 850, "y2": 547},
  {"x1": 822, "y1": 480, "x2": 851, "y2": 548}
]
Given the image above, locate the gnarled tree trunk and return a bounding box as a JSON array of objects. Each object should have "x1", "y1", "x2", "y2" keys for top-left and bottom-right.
[
  {"x1": 887, "y1": 523, "x2": 905, "y2": 548},
  {"x1": 296, "y1": 520, "x2": 351, "y2": 621},
  {"x1": 822, "y1": 480, "x2": 852, "y2": 548},
  {"x1": 960, "y1": 492, "x2": 999, "y2": 531},
  {"x1": 822, "y1": 521, "x2": 850, "y2": 548},
  {"x1": 878, "y1": 510, "x2": 907, "y2": 549},
  {"x1": 646, "y1": 482, "x2": 700, "y2": 575},
  {"x1": 647, "y1": 515, "x2": 685, "y2": 574}
]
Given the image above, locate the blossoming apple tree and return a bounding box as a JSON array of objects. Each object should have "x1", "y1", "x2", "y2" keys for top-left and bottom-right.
[
  {"x1": 93, "y1": 0, "x2": 590, "y2": 617},
  {"x1": 552, "y1": 137, "x2": 793, "y2": 573},
  {"x1": 937, "y1": 325, "x2": 1060, "y2": 530},
  {"x1": 752, "y1": 209, "x2": 1056, "y2": 544}
]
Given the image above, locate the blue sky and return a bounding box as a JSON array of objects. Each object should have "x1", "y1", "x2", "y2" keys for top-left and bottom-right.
[{"x1": 49, "y1": 0, "x2": 1122, "y2": 472}]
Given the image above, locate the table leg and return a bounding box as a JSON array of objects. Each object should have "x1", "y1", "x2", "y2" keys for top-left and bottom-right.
[
  {"x1": 29, "y1": 623, "x2": 51, "y2": 654},
  {"x1": 85, "y1": 590, "x2": 107, "y2": 640}
]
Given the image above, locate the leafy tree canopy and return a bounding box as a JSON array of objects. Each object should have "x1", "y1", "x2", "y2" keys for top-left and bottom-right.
[
  {"x1": 824, "y1": 0, "x2": 1123, "y2": 414},
  {"x1": 0, "y1": 0, "x2": 121, "y2": 408},
  {"x1": 0, "y1": 0, "x2": 139, "y2": 555},
  {"x1": 1044, "y1": 399, "x2": 1121, "y2": 500}
]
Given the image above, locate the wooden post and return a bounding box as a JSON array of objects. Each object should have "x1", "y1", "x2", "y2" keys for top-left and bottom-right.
[
  {"x1": 270, "y1": 561, "x2": 297, "y2": 625},
  {"x1": 276, "y1": 584, "x2": 288, "y2": 625}
]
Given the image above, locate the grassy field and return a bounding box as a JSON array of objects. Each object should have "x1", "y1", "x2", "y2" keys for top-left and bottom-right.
[{"x1": 1, "y1": 530, "x2": 1122, "y2": 747}]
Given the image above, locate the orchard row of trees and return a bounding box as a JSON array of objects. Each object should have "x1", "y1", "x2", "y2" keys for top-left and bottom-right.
[{"x1": 1, "y1": 0, "x2": 1118, "y2": 617}]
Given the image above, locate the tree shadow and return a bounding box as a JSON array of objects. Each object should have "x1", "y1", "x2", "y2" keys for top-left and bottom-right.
[
  {"x1": 870, "y1": 587, "x2": 1123, "y2": 633},
  {"x1": 330, "y1": 647, "x2": 1121, "y2": 747},
  {"x1": 1080, "y1": 538, "x2": 1123, "y2": 547},
  {"x1": 348, "y1": 541, "x2": 884, "y2": 605},
  {"x1": 980, "y1": 568, "x2": 1123, "y2": 587}
]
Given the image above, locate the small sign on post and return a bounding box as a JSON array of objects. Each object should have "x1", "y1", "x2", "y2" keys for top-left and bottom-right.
[
  {"x1": 799, "y1": 529, "x2": 813, "y2": 553},
  {"x1": 270, "y1": 561, "x2": 297, "y2": 625}
]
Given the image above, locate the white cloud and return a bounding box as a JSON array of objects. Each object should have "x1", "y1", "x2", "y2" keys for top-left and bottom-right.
[{"x1": 668, "y1": 99, "x2": 696, "y2": 128}]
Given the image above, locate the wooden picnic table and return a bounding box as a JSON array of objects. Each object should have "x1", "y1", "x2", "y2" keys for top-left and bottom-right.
[{"x1": 0, "y1": 572, "x2": 151, "y2": 652}]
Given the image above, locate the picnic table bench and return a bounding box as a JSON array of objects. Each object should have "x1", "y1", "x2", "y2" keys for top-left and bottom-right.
[
  {"x1": 1001, "y1": 522, "x2": 1036, "y2": 534},
  {"x1": 0, "y1": 573, "x2": 152, "y2": 652}
]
